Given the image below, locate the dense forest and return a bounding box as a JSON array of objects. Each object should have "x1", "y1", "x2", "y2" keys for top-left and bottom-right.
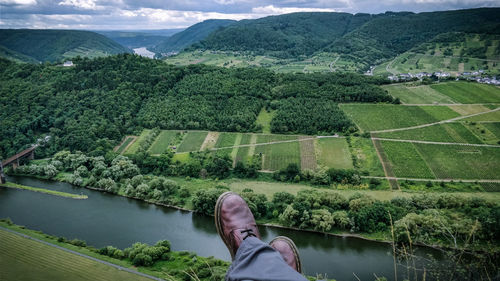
[
  {"x1": 192, "y1": 8, "x2": 500, "y2": 64},
  {"x1": 0, "y1": 54, "x2": 391, "y2": 159},
  {"x1": 195, "y1": 12, "x2": 373, "y2": 58},
  {"x1": 0, "y1": 29, "x2": 131, "y2": 63}
]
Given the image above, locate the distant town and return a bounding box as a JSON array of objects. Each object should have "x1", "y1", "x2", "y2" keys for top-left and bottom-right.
[{"x1": 388, "y1": 70, "x2": 500, "y2": 85}]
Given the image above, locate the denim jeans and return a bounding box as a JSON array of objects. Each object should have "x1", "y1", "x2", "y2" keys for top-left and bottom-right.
[{"x1": 225, "y1": 237, "x2": 308, "y2": 281}]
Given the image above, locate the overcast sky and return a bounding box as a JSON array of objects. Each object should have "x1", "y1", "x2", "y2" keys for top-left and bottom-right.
[{"x1": 1, "y1": 0, "x2": 499, "y2": 30}]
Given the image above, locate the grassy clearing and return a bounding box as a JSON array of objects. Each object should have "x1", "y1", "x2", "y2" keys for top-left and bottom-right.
[
  {"x1": 1, "y1": 182, "x2": 87, "y2": 199},
  {"x1": 382, "y1": 84, "x2": 456, "y2": 104},
  {"x1": 340, "y1": 104, "x2": 458, "y2": 131},
  {"x1": 176, "y1": 131, "x2": 208, "y2": 153},
  {"x1": 431, "y1": 82, "x2": 500, "y2": 103},
  {"x1": 380, "y1": 141, "x2": 435, "y2": 179},
  {"x1": 0, "y1": 229, "x2": 151, "y2": 281},
  {"x1": 377, "y1": 123, "x2": 483, "y2": 144},
  {"x1": 124, "y1": 129, "x2": 150, "y2": 154},
  {"x1": 172, "y1": 153, "x2": 190, "y2": 163},
  {"x1": 256, "y1": 109, "x2": 275, "y2": 134},
  {"x1": 316, "y1": 138, "x2": 353, "y2": 169},
  {"x1": 148, "y1": 130, "x2": 178, "y2": 154},
  {"x1": 116, "y1": 137, "x2": 134, "y2": 154},
  {"x1": 255, "y1": 135, "x2": 300, "y2": 171},
  {"x1": 415, "y1": 143, "x2": 500, "y2": 179},
  {"x1": 350, "y1": 137, "x2": 385, "y2": 176}
]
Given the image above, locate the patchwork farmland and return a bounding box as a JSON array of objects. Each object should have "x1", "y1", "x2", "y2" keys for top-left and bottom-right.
[{"x1": 118, "y1": 81, "x2": 500, "y2": 188}]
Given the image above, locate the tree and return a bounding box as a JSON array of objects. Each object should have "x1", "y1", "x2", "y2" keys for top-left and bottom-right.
[{"x1": 192, "y1": 189, "x2": 225, "y2": 216}]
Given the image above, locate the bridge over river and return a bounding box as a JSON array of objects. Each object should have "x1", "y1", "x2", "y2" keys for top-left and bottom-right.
[{"x1": 0, "y1": 145, "x2": 38, "y2": 184}]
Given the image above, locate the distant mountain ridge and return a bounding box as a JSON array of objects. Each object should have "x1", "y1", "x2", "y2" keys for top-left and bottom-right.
[
  {"x1": 153, "y1": 19, "x2": 236, "y2": 54},
  {"x1": 0, "y1": 29, "x2": 131, "y2": 62},
  {"x1": 192, "y1": 8, "x2": 500, "y2": 64}
]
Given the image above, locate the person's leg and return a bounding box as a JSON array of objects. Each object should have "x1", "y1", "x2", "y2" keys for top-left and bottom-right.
[
  {"x1": 214, "y1": 192, "x2": 307, "y2": 281},
  {"x1": 226, "y1": 237, "x2": 307, "y2": 281}
]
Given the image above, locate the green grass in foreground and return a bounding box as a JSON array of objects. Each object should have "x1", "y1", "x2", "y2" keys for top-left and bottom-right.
[
  {"x1": 0, "y1": 228, "x2": 151, "y2": 281},
  {"x1": 1, "y1": 182, "x2": 87, "y2": 199}
]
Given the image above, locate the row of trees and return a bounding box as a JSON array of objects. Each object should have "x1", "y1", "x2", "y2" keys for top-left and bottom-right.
[{"x1": 193, "y1": 188, "x2": 500, "y2": 247}]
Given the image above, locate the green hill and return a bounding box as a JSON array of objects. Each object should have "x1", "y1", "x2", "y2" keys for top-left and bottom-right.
[
  {"x1": 96, "y1": 31, "x2": 169, "y2": 49},
  {"x1": 153, "y1": 19, "x2": 235, "y2": 55},
  {"x1": 0, "y1": 29, "x2": 132, "y2": 62},
  {"x1": 327, "y1": 8, "x2": 500, "y2": 65},
  {"x1": 197, "y1": 12, "x2": 372, "y2": 58},
  {"x1": 190, "y1": 8, "x2": 499, "y2": 67}
]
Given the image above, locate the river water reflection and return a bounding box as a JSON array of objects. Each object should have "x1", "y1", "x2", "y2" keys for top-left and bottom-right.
[{"x1": 0, "y1": 176, "x2": 444, "y2": 280}]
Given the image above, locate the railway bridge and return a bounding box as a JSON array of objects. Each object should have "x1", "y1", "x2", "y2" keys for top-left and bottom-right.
[{"x1": 0, "y1": 145, "x2": 38, "y2": 184}]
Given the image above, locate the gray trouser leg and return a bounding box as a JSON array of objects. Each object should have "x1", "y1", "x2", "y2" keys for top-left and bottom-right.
[{"x1": 226, "y1": 237, "x2": 308, "y2": 281}]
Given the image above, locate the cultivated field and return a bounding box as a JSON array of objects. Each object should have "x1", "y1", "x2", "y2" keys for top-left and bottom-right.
[
  {"x1": 176, "y1": 131, "x2": 208, "y2": 153},
  {"x1": 380, "y1": 141, "x2": 436, "y2": 179},
  {"x1": 376, "y1": 123, "x2": 483, "y2": 144},
  {"x1": 340, "y1": 104, "x2": 459, "y2": 132},
  {"x1": 124, "y1": 129, "x2": 150, "y2": 154},
  {"x1": 0, "y1": 229, "x2": 150, "y2": 281},
  {"x1": 115, "y1": 136, "x2": 135, "y2": 154},
  {"x1": 430, "y1": 82, "x2": 500, "y2": 103},
  {"x1": 148, "y1": 130, "x2": 178, "y2": 154},
  {"x1": 316, "y1": 138, "x2": 353, "y2": 169},
  {"x1": 255, "y1": 135, "x2": 301, "y2": 171},
  {"x1": 383, "y1": 84, "x2": 456, "y2": 104},
  {"x1": 415, "y1": 143, "x2": 500, "y2": 179}
]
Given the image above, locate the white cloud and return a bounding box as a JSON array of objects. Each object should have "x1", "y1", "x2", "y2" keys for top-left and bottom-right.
[
  {"x1": 252, "y1": 4, "x2": 337, "y2": 14},
  {"x1": 0, "y1": 0, "x2": 37, "y2": 5},
  {"x1": 58, "y1": 0, "x2": 97, "y2": 10}
]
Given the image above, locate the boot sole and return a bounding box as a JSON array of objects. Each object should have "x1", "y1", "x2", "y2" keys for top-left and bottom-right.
[
  {"x1": 270, "y1": 236, "x2": 303, "y2": 274},
  {"x1": 214, "y1": 191, "x2": 237, "y2": 260}
]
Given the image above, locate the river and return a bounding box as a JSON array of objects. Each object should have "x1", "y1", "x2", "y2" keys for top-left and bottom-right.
[{"x1": 0, "y1": 176, "x2": 444, "y2": 280}]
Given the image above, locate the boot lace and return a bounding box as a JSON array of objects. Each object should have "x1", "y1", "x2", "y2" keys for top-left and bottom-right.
[{"x1": 240, "y1": 229, "x2": 256, "y2": 240}]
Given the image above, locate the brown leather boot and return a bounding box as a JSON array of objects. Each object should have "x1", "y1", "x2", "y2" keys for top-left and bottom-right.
[
  {"x1": 215, "y1": 191, "x2": 261, "y2": 259},
  {"x1": 270, "y1": 236, "x2": 302, "y2": 273}
]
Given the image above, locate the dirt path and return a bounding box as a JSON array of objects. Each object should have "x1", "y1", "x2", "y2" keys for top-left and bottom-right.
[
  {"x1": 371, "y1": 107, "x2": 500, "y2": 134},
  {"x1": 371, "y1": 135, "x2": 400, "y2": 190},
  {"x1": 371, "y1": 137, "x2": 500, "y2": 148},
  {"x1": 0, "y1": 226, "x2": 164, "y2": 281},
  {"x1": 329, "y1": 56, "x2": 339, "y2": 72},
  {"x1": 117, "y1": 136, "x2": 137, "y2": 155},
  {"x1": 200, "y1": 132, "x2": 219, "y2": 151}
]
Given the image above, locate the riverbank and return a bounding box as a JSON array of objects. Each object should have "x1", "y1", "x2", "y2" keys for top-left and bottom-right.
[
  {"x1": 0, "y1": 182, "x2": 88, "y2": 199},
  {"x1": 0, "y1": 219, "x2": 231, "y2": 281},
  {"x1": 6, "y1": 172, "x2": 499, "y2": 253}
]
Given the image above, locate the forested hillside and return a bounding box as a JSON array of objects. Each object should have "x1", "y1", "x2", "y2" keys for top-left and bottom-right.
[
  {"x1": 191, "y1": 8, "x2": 500, "y2": 65},
  {"x1": 196, "y1": 13, "x2": 372, "y2": 58},
  {"x1": 153, "y1": 19, "x2": 235, "y2": 54},
  {"x1": 0, "y1": 29, "x2": 131, "y2": 62},
  {"x1": 96, "y1": 31, "x2": 169, "y2": 49},
  {"x1": 327, "y1": 8, "x2": 500, "y2": 64},
  {"x1": 0, "y1": 54, "x2": 390, "y2": 158}
]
